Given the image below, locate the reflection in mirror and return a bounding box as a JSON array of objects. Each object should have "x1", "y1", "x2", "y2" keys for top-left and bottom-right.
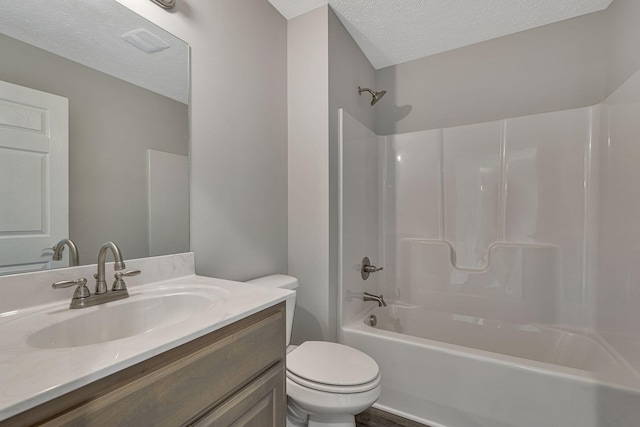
[{"x1": 0, "y1": 0, "x2": 189, "y2": 275}]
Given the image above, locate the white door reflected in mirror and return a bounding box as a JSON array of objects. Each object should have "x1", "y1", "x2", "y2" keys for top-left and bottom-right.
[{"x1": 0, "y1": 80, "x2": 68, "y2": 274}]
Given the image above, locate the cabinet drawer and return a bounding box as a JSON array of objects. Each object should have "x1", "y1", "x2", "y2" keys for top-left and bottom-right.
[
  {"x1": 3, "y1": 303, "x2": 285, "y2": 427},
  {"x1": 190, "y1": 363, "x2": 285, "y2": 427}
]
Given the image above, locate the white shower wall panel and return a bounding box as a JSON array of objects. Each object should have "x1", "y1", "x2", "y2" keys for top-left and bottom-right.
[
  {"x1": 396, "y1": 240, "x2": 561, "y2": 324},
  {"x1": 598, "y1": 70, "x2": 640, "y2": 358},
  {"x1": 383, "y1": 106, "x2": 596, "y2": 328},
  {"x1": 504, "y1": 107, "x2": 594, "y2": 320},
  {"x1": 383, "y1": 129, "x2": 443, "y2": 295},
  {"x1": 385, "y1": 130, "x2": 443, "y2": 240},
  {"x1": 443, "y1": 121, "x2": 502, "y2": 270}
]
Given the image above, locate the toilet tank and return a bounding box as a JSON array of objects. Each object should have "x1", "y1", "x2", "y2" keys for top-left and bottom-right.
[{"x1": 246, "y1": 274, "x2": 298, "y2": 346}]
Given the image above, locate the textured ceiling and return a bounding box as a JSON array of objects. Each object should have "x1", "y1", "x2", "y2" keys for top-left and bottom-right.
[
  {"x1": 0, "y1": 0, "x2": 188, "y2": 104},
  {"x1": 269, "y1": 0, "x2": 613, "y2": 69}
]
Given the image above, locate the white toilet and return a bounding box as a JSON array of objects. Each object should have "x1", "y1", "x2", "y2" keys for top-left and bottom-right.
[{"x1": 247, "y1": 274, "x2": 381, "y2": 427}]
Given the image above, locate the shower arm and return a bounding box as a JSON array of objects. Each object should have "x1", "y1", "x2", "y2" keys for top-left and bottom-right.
[
  {"x1": 358, "y1": 87, "x2": 375, "y2": 97},
  {"x1": 358, "y1": 86, "x2": 386, "y2": 106}
]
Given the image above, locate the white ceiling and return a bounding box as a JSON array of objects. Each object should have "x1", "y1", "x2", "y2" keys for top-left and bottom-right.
[
  {"x1": 0, "y1": 0, "x2": 188, "y2": 104},
  {"x1": 268, "y1": 0, "x2": 613, "y2": 69}
]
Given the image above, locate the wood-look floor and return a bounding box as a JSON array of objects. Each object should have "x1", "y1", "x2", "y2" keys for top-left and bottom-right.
[{"x1": 356, "y1": 408, "x2": 430, "y2": 427}]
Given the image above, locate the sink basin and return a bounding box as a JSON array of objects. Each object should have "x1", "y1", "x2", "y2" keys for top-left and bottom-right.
[{"x1": 27, "y1": 291, "x2": 219, "y2": 349}]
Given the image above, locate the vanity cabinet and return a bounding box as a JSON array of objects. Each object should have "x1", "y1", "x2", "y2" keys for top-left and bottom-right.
[
  {"x1": 3, "y1": 303, "x2": 286, "y2": 427},
  {"x1": 190, "y1": 364, "x2": 283, "y2": 426}
]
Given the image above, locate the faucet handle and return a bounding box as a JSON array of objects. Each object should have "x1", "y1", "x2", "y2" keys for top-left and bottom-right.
[
  {"x1": 52, "y1": 278, "x2": 90, "y2": 299},
  {"x1": 112, "y1": 269, "x2": 141, "y2": 291},
  {"x1": 361, "y1": 257, "x2": 383, "y2": 280}
]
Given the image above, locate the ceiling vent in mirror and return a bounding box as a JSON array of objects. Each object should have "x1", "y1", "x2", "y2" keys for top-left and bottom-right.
[{"x1": 121, "y1": 29, "x2": 170, "y2": 54}]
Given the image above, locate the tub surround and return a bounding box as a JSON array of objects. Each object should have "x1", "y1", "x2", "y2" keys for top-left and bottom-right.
[
  {"x1": 0, "y1": 252, "x2": 293, "y2": 421},
  {"x1": 339, "y1": 95, "x2": 640, "y2": 425}
]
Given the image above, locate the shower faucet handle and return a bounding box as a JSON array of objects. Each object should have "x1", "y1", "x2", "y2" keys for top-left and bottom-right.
[{"x1": 361, "y1": 257, "x2": 383, "y2": 280}]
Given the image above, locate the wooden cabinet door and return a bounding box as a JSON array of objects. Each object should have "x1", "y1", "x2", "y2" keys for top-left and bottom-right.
[{"x1": 191, "y1": 364, "x2": 285, "y2": 427}]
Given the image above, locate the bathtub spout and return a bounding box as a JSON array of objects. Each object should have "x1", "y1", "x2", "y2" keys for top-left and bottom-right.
[{"x1": 364, "y1": 292, "x2": 387, "y2": 307}]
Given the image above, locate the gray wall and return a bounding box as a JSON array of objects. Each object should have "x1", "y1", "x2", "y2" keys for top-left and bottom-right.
[
  {"x1": 328, "y1": 7, "x2": 376, "y2": 338},
  {"x1": 188, "y1": 0, "x2": 288, "y2": 280},
  {"x1": 0, "y1": 32, "x2": 188, "y2": 264},
  {"x1": 375, "y1": 11, "x2": 608, "y2": 135},
  {"x1": 328, "y1": 8, "x2": 376, "y2": 134},
  {"x1": 606, "y1": 0, "x2": 640, "y2": 95},
  {"x1": 596, "y1": 0, "x2": 640, "y2": 352},
  {"x1": 117, "y1": 0, "x2": 289, "y2": 281},
  {"x1": 288, "y1": 6, "x2": 330, "y2": 343},
  {"x1": 287, "y1": 5, "x2": 376, "y2": 343}
]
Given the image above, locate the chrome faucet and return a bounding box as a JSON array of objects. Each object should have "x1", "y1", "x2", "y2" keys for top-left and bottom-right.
[
  {"x1": 52, "y1": 238, "x2": 80, "y2": 266},
  {"x1": 52, "y1": 241, "x2": 141, "y2": 309},
  {"x1": 95, "y1": 241, "x2": 126, "y2": 294},
  {"x1": 363, "y1": 292, "x2": 387, "y2": 307}
]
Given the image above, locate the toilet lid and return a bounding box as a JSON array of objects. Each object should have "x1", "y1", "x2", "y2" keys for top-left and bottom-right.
[
  {"x1": 286, "y1": 341, "x2": 379, "y2": 386},
  {"x1": 287, "y1": 369, "x2": 381, "y2": 394}
]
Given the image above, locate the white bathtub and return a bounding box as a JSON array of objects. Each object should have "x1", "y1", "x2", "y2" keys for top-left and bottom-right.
[{"x1": 342, "y1": 304, "x2": 640, "y2": 427}]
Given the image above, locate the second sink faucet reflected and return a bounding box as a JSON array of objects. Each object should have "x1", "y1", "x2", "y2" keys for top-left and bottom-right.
[{"x1": 52, "y1": 238, "x2": 80, "y2": 266}]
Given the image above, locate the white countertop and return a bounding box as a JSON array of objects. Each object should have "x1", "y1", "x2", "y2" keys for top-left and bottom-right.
[{"x1": 0, "y1": 273, "x2": 292, "y2": 421}]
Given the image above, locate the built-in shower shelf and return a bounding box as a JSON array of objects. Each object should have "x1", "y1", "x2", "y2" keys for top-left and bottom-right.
[
  {"x1": 401, "y1": 239, "x2": 559, "y2": 272},
  {"x1": 399, "y1": 238, "x2": 560, "y2": 303}
]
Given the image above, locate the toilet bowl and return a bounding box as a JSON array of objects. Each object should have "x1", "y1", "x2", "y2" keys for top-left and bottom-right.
[
  {"x1": 286, "y1": 340, "x2": 381, "y2": 426},
  {"x1": 247, "y1": 275, "x2": 381, "y2": 427}
]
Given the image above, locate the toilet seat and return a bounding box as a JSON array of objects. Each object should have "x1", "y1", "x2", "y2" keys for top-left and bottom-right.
[
  {"x1": 286, "y1": 369, "x2": 381, "y2": 394},
  {"x1": 286, "y1": 341, "x2": 380, "y2": 394}
]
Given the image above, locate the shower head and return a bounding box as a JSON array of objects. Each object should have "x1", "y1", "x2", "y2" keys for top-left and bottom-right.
[{"x1": 358, "y1": 86, "x2": 386, "y2": 106}]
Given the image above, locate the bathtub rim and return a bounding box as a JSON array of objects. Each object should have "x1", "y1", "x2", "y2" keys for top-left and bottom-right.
[{"x1": 342, "y1": 311, "x2": 640, "y2": 394}]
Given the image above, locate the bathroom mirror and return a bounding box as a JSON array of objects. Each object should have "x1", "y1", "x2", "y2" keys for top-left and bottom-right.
[{"x1": 0, "y1": 0, "x2": 189, "y2": 274}]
